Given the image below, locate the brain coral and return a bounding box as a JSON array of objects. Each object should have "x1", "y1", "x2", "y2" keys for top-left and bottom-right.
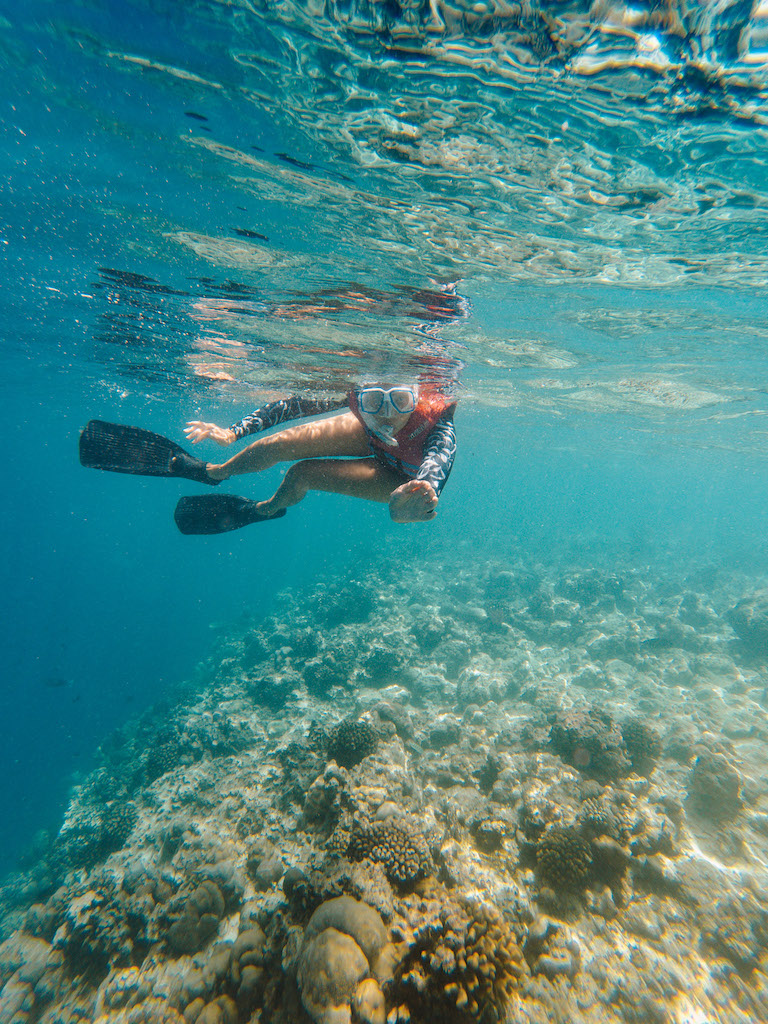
[
  {"x1": 391, "y1": 884, "x2": 526, "y2": 1023},
  {"x1": 298, "y1": 927, "x2": 369, "y2": 1024},
  {"x1": 297, "y1": 897, "x2": 390, "y2": 1024},
  {"x1": 303, "y1": 895, "x2": 388, "y2": 968},
  {"x1": 345, "y1": 822, "x2": 432, "y2": 887}
]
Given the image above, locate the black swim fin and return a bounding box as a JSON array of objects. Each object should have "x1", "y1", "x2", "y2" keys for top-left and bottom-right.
[
  {"x1": 79, "y1": 420, "x2": 219, "y2": 485},
  {"x1": 174, "y1": 494, "x2": 287, "y2": 534}
]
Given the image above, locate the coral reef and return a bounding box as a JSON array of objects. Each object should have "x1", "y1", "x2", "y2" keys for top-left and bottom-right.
[
  {"x1": 3, "y1": 554, "x2": 768, "y2": 1024},
  {"x1": 296, "y1": 896, "x2": 389, "y2": 1024},
  {"x1": 620, "y1": 718, "x2": 662, "y2": 776}
]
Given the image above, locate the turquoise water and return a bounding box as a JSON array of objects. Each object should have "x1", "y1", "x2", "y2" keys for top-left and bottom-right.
[{"x1": 1, "y1": 0, "x2": 768, "y2": 993}]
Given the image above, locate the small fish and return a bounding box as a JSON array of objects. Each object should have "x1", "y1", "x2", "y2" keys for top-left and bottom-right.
[
  {"x1": 42, "y1": 676, "x2": 70, "y2": 688},
  {"x1": 233, "y1": 228, "x2": 269, "y2": 241},
  {"x1": 275, "y1": 152, "x2": 313, "y2": 170},
  {"x1": 184, "y1": 110, "x2": 208, "y2": 121}
]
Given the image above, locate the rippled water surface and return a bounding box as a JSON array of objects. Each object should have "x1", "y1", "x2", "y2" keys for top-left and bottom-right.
[{"x1": 4, "y1": 0, "x2": 768, "y2": 439}]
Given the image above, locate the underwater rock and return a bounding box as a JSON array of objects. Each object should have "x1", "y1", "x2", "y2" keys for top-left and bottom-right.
[
  {"x1": 727, "y1": 591, "x2": 768, "y2": 657},
  {"x1": 428, "y1": 717, "x2": 460, "y2": 749},
  {"x1": 686, "y1": 750, "x2": 743, "y2": 820},
  {"x1": 317, "y1": 581, "x2": 375, "y2": 626},
  {"x1": 698, "y1": 891, "x2": 768, "y2": 972},
  {"x1": 360, "y1": 643, "x2": 406, "y2": 685},
  {"x1": 549, "y1": 708, "x2": 632, "y2": 782}
]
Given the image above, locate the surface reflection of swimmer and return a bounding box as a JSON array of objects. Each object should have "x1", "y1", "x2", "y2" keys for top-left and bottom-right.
[
  {"x1": 266, "y1": 281, "x2": 470, "y2": 324},
  {"x1": 79, "y1": 383, "x2": 457, "y2": 534}
]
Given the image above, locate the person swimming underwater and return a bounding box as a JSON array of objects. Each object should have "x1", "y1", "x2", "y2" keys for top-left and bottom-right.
[{"x1": 79, "y1": 383, "x2": 457, "y2": 533}]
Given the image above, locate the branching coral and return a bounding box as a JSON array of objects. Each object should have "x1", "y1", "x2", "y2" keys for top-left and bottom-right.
[
  {"x1": 390, "y1": 884, "x2": 526, "y2": 1023},
  {"x1": 326, "y1": 721, "x2": 378, "y2": 769},
  {"x1": 343, "y1": 822, "x2": 432, "y2": 887},
  {"x1": 535, "y1": 825, "x2": 593, "y2": 892}
]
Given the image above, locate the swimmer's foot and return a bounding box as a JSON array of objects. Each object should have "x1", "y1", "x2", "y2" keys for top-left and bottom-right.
[
  {"x1": 174, "y1": 494, "x2": 286, "y2": 534},
  {"x1": 79, "y1": 420, "x2": 219, "y2": 485},
  {"x1": 168, "y1": 452, "x2": 221, "y2": 486},
  {"x1": 389, "y1": 480, "x2": 438, "y2": 523}
]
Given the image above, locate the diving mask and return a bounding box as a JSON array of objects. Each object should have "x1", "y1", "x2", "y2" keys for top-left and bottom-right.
[{"x1": 357, "y1": 386, "x2": 417, "y2": 446}]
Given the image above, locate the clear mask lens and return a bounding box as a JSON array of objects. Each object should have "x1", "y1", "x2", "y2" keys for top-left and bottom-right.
[{"x1": 359, "y1": 386, "x2": 416, "y2": 416}]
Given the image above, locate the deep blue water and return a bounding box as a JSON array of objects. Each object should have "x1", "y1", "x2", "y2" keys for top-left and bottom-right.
[{"x1": 2, "y1": 0, "x2": 768, "y2": 872}]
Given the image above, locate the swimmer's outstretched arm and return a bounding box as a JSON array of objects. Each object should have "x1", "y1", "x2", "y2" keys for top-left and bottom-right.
[
  {"x1": 185, "y1": 394, "x2": 347, "y2": 446},
  {"x1": 388, "y1": 406, "x2": 457, "y2": 522}
]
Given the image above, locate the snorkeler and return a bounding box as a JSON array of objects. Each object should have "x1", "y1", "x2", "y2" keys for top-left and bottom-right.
[{"x1": 79, "y1": 384, "x2": 457, "y2": 534}]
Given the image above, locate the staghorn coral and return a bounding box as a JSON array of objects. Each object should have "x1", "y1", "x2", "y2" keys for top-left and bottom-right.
[
  {"x1": 535, "y1": 825, "x2": 593, "y2": 893},
  {"x1": 391, "y1": 883, "x2": 526, "y2": 1023},
  {"x1": 548, "y1": 708, "x2": 632, "y2": 783},
  {"x1": 344, "y1": 822, "x2": 432, "y2": 887},
  {"x1": 326, "y1": 720, "x2": 379, "y2": 769}
]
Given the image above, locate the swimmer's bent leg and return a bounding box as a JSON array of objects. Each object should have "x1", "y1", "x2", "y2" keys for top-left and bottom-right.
[
  {"x1": 208, "y1": 412, "x2": 369, "y2": 481},
  {"x1": 256, "y1": 458, "x2": 404, "y2": 515}
]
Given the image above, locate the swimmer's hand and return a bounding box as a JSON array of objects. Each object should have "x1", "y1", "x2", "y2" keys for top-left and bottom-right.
[
  {"x1": 389, "y1": 480, "x2": 438, "y2": 523},
  {"x1": 184, "y1": 421, "x2": 236, "y2": 446}
]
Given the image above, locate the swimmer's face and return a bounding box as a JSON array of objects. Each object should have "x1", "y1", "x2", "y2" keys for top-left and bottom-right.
[{"x1": 358, "y1": 385, "x2": 417, "y2": 446}]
